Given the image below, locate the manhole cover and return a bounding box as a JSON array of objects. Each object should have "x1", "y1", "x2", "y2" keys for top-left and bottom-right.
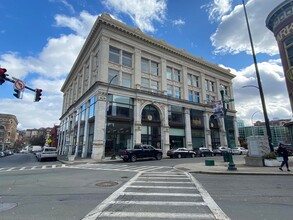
[
  {"x1": 95, "y1": 181, "x2": 119, "y2": 187},
  {"x1": 0, "y1": 203, "x2": 17, "y2": 212}
]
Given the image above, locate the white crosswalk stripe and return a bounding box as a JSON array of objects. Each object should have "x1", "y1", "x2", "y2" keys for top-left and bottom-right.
[
  {"x1": 0, "y1": 164, "x2": 69, "y2": 173},
  {"x1": 82, "y1": 170, "x2": 230, "y2": 220},
  {"x1": 68, "y1": 163, "x2": 173, "y2": 173}
]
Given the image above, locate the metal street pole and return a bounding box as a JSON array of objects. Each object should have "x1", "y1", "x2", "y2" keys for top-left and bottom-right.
[
  {"x1": 104, "y1": 74, "x2": 118, "y2": 159},
  {"x1": 220, "y1": 86, "x2": 237, "y2": 171},
  {"x1": 242, "y1": 0, "x2": 274, "y2": 152}
]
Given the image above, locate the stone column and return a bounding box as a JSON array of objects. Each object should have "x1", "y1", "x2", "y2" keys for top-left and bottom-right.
[
  {"x1": 161, "y1": 58, "x2": 167, "y2": 95},
  {"x1": 162, "y1": 104, "x2": 170, "y2": 156},
  {"x1": 182, "y1": 66, "x2": 188, "y2": 100},
  {"x1": 82, "y1": 101, "x2": 90, "y2": 158},
  {"x1": 203, "y1": 112, "x2": 211, "y2": 148},
  {"x1": 92, "y1": 91, "x2": 107, "y2": 161},
  {"x1": 184, "y1": 108, "x2": 192, "y2": 149},
  {"x1": 134, "y1": 99, "x2": 142, "y2": 145},
  {"x1": 88, "y1": 52, "x2": 93, "y2": 89},
  {"x1": 134, "y1": 49, "x2": 141, "y2": 89},
  {"x1": 98, "y1": 36, "x2": 110, "y2": 83},
  {"x1": 74, "y1": 109, "x2": 81, "y2": 157},
  {"x1": 200, "y1": 73, "x2": 206, "y2": 103}
]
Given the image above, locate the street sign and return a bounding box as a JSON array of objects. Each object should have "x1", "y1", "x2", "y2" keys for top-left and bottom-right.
[{"x1": 14, "y1": 79, "x2": 25, "y2": 91}]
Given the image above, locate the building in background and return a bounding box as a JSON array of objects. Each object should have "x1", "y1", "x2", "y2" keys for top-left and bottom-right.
[
  {"x1": 49, "y1": 125, "x2": 59, "y2": 147},
  {"x1": 0, "y1": 113, "x2": 18, "y2": 151},
  {"x1": 58, "y1": 13, "x2": 238, "y2": 161},
  {"x1": 238, "y1": 119, "x2": 291, "y2": 147},
  {"x1": 266, "y1": 0, "x2": 293, "y2": 142}
]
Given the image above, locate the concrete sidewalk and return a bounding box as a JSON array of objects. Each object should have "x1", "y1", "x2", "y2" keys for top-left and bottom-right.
[
  {"x1": 58, "y1": 155, "x2": 293, "y2": 175},
  {"x1": 174, "y1": 159, "x2": 293, "y2": 175}
]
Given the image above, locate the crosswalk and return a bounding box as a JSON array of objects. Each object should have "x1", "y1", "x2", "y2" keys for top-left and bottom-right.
[
  {"x1": 0, "y1": 164, "x2": 68, "y2": 172},
  {"x1": 0, "y1": 163, "x2": 173, "y2": 173},
  {"x1": 82, "y1": 170, "x2": 230, "y2": 220},
  {"x1": 69, "y1": 163, "x2": 174, "y2": 173}
]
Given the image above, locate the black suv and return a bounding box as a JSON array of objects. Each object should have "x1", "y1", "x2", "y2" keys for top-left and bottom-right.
[{"x1": 194, "y1": 147, "x2": 213, "y2": 157}]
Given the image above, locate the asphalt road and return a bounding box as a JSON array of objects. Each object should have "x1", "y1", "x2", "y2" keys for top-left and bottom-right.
[{"x1": 1, "y1": 154, "x2": 293, "y2": 220}]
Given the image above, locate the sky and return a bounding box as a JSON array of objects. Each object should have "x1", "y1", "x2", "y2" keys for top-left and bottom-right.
[{"x1": 0, "y1": 0, "x2": 289, "y2": 130}]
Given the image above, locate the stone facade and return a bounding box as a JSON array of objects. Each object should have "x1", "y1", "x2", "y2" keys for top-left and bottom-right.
[
  {"x1": 0, "y1": 113, "x2": 18, "y2": 150},
  {"x1": 59, "y1": 13, "x2": 238, "y2": 161}
]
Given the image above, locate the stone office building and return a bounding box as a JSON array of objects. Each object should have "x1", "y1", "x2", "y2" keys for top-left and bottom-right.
[
  {"x1": 58, "y1": 13, "x2": 238, "y2": 161},
  {"x1": 0, "y1": 113, "x2": 18, "y2": 150}
]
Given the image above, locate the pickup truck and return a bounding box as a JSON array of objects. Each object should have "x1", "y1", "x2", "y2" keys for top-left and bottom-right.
[{"x1": 118, "y1": 144, "x2": 162, "y2": 162}]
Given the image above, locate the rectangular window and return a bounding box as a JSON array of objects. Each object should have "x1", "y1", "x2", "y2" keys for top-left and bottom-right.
[
  {"x1": 81, "y1": 104, "x2": 86, "y2": 121},
  {"x1": 122, "y1": 51, "x2": 132, "y2": 67},
  {"x1": 150, "y1": 80, "x2": 158, "y2": 91},
  {"x1": 151, "y1": 61, "x2": 159, "y2": 76},
  {"x1": 193, "y1": 76, "x2": 199, "y2": 87},
  {"x1": 141, "y1": 77, "x2": 149, "y2": 88},
  {"x1": 109, "y1": 46, "x2": 120, "y2": 64},
  {"x1": 89, "y1": 96, "x2": 95, "y2": 118},
  {"x1": 166, "y1": 67, "x2": 172, "y2": 80},
  {"x1": 188, "y1": 90, "x2": 193, "y2": 101},
  {"x1": 167, "y1": 84, "x2": 173, "y2": 96},
  {"x1": 194, "y1": 91, "x2": 200, "y2": 103},
  {"x1": 174, "y1": 69, "x2": 180, "y2": 82},
  {"x1": 174, "y1": 86, "x2": 181, "y2": 99},
  {"x1": 141, "y1": 58, "x2": 149, "y2": 73},
  {"x1": 187, "y1": 74, "x2": 192, "y2": 85},
  {"x1": 210, "y1": 81, "x2": 215, "y2": 92},
  {"x1": 205, "y1": 79, "x2": 209, "y2": 91},
  {"x1": 122, "y1": 72, "x2": 132, "y2": 88},
  {"x1": 108, "y1": 69, "x2": 119, "y2": 85}
]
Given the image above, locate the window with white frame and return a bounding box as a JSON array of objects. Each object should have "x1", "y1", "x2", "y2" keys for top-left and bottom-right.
[
  {"x1": 188, "y1": 73, "x2": 199, "y2": 87},
  {"x1": 109, "y1": 46, "x2": 133, "y2": 68},
  {"x1": 150, "y1": 80, "x2": 158, "y2": 92},
  {"x1": 141, "y1": 77, "x2": 149, "y2": 88},
  {"x1": 122, "y1": 51, "x2": 132, "y2": 67},
  {"x1": 188, "y1": 90, "x2": 200, "y2": 103},
  {"x1": 188, "y1": 90, "x2": 193, "y2": 101},
  {"x1": 187, "y1": 74, "x2": 192, "y2": 85},
  {"x1": 122, "y1": 72, "x2": 132, "y2": 88},
  {"x1": 173, "y1": 69, "x2": 180, "y2": 82},
  {"x1": 205, "y1": 79, "x2": 215, "y2": 91},
  {"x1": 108, "y1": 69, "x2": 119, "y2": 85},
  {"x1": 166, "y1": 66, "x2": 172, "y2": 80},
  {"x1": 167, "y1": 84, "x2": 173, "y2": 96},
  {"x1": 141, "y1": 58, "x2": 159, "y2": 76},
  {"x1": 109, "y1": 46, "x2": 120, "y2": 64},
  {"x1": 174, "y1": 86, "x2": 181, "y2": 99}
]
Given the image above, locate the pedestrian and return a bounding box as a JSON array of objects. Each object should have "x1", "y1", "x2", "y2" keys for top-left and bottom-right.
[{"x1": 277, "y1": 143, "x2": 290, "y2": 171}]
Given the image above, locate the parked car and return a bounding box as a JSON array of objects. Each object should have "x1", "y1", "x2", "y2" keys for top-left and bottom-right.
[
  {"x1": 118, "y1": 144, "x2": 162, "y2": 162},
  {"x1": 212, "y1": 148, "x2": 223, "y2": 156},
  {"x1": 231, "y1": 148, "x2": 241, "y2": 155},
  {"x1": 4, "y1": 150, "x2": 13, "y2": 156},
  {"x1": 32, "y1": 145, "x2": 42, "y2": 155},
  {"x1": 167, "y1": 148, "x2": 196, "y2": 158},
  {"x1": 195, "y1": 147, "x2": 213, "y2": 157},
  {"x1": 0, "y1": 151, "x2": 5, "y2": 157},
  {"x1": 237, "y1": 147, "x2": 248, "y2": 155},
  {"x1": 36, "y1": 147, "x2": 57, "y2": 162}
]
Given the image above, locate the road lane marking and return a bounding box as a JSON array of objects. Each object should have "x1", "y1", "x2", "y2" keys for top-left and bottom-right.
[
  {"x1": 41, "y1": 165, "x2": 46, "y2": 169},
  {"x1": 99, "y1": 211, "x2": 215, "y2": 219},
  {"x1": 6, "y1": 167, "x2": 16, "y2": 171},
  {"x1": 82, "y1": 172, "x2": 142, "y2": 220},
  {"x1": 19, "y1": 167, "x2": 26, "y2": 170},
  {"x1": 137, "y1": 176, "x2": 189, "y2": 180},
  {"x1": 109, "y1": 201, "x2": 206, "y2": 206},
  {"x1": 187, "y1": 172, "x2": 230, "y2": 220},
  {"x1": 31, "y1": 166, "x2": 37, "y2": 169},
  {"x1": 127, "y1": 185, "x2": 196, "y2": 189},
  {"x1": 134, "y1": 180, "x2": 193, "y2": 184},
  {"x1": 52, "y1": 165, "x2": 56, "y2": 168},
  {"x1": 120, "y1": 192, "x2": 201, "y2": 197}
]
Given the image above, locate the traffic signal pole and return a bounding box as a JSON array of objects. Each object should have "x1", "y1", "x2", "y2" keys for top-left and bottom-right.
[{"x1": 0, "y1": 68, "x2": 42, "y2": 101}]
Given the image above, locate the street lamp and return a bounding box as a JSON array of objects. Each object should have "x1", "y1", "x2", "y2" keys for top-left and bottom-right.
[
  {"x1": 251, "y1": 110, "x2": 262, "y2": 136},
  {"x1": 104, "y1": 74, "x2": 118, "y2": 159},
  {"x1": 220, "y1": 85, "x2": 237, "y2": 171},
  {"x1": 241, "y1": 0, "x2": 274, "y2": 152}
]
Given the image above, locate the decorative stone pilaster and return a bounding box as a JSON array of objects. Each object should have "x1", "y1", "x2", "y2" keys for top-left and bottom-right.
[{"x1": 184, "y1": 108, "x2": 192, "y2": 149}]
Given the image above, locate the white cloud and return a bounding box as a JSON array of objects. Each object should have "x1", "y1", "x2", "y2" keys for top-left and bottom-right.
[
  {"x1": 202, "y1": 0, "x2": 232, "y2": 22},
  {"x1": 210, "y1": 0, "x2": 280, "y2": 55},
  {"x1": 231, "y1": 59, "x2": 292, "y2": 125},
  {"x1": 102, "y1": 0, "x2": 167, "y2": 32},
  {"x1": 172, "y1": 19, "x2": 185, "y2": 26}
]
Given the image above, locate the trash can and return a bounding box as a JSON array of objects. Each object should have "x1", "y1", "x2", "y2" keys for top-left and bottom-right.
[
  {"x1": 223, "y1": 151, "x2": 229, "y2": 162},
  {"x1": 205, "y1": 160, "x2": 215, "y2": 166}
]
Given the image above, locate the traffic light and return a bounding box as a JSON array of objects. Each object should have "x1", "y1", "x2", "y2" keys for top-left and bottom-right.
[
  {"x1": 0, "y1": 68, "x2": 7, "y2": 85},
  {"x1": 34, "y1": 89, "x2": 42, "y2": 102},
  {"x1": 13, "y1": 89, "x2": 21, "y2": 99}
]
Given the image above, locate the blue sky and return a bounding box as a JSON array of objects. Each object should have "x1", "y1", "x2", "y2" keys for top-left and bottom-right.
[{"x1": 0, "y1": 0, "x2": 288, "y2": 129}]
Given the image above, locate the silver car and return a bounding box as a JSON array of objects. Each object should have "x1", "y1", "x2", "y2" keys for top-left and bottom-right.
[{"x1": 37, "y1": 147, "x2": 57, "y2": 162}]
